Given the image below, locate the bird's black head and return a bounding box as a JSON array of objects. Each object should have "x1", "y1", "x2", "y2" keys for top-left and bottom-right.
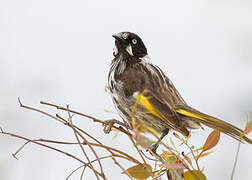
[{"x1": 112, "y1": 32, "x2": 147, "y2": 58}]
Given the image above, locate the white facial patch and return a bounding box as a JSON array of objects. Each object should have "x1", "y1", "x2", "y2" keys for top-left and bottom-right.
[
  {"x1": 126, "y1": 44, "x2": 134, "y2": 56},
  {"x1": 113, "y1": 44, "x2": 118, "y2": 56},
  {"x1": 122, "y1": 33, "x2": 128, "y2": 39}
]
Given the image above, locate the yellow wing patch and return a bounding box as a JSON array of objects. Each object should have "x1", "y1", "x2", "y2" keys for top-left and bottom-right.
[
  {"x1": 135, "y1": 92, "x2": 163, "y2": 120},
  {"x1": 176, "y1": 109, "x2": 205, "y2": 120},
  {"x1": 131, "y1": 90, "x2": 177, "y2": 132}
]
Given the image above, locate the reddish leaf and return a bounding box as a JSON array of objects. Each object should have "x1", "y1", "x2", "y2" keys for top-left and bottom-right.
[
  {"x1": 184, "y1": 170, "x2": 207, "y2": 180},
  {"x1": 123, "y1": 164, "x2": 152, "y2": 180},
  {"x1": 244, "y1": 121, "x2": 252, "y2": 135},
  {"x1": 160, "y1": 162, "x2": 185, "y2": 170},
  {"x1": 202, "y1": 129, "x2": 220, "y2": 152}
]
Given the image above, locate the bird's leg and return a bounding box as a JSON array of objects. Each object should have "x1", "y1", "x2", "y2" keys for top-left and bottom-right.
[
  {"x1": 150, "y1": 128, "x2": 169, "y2": 153},
  {"x1": 103, "y1": 119, "x2": 131, "y2": 134}
]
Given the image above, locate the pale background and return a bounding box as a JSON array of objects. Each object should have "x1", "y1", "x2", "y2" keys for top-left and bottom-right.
[{"x1": 1, "y1": 0, "x2": 252, "y2": 179}]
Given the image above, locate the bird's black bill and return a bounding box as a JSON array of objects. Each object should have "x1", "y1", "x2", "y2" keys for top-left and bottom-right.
[{"x1": 112, "y1": 33, "x2": 127, "y2": 43}]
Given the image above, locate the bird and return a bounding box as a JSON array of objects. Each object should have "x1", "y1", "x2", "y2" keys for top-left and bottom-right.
[{"x1": 106, "y1": 31, "x2": 252, "y2": 152}]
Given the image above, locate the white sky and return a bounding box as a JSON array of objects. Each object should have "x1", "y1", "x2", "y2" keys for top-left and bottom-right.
[{"x1": 1, "y1": 0, "x2": 252, "y2": 179}]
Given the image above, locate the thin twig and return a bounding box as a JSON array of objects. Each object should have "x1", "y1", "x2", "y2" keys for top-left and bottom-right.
[
  {"x1": 65, "y1": 105, "x2": 102, "y2": 180},
  {"x1": 16, "y1": 138, "x2": 141, "y2": 165},
  {"x1": 66, "y1": 155, "x2": 113, "y2": 180},
  {"x1": 0, "y1": 130, "x2": 103, "y2": 177},
  {"x1": 140, "y1": 150, "x2": 158, "y2": 162},
  {"x1": 18, "y1": 98, "x2": 64, "y2": 124},
  {"x1": 231, "y1": 141, "x2": 241, "y2": 180},
  {"x1": 40, "y1": 101, "x2": 106, "y2": 125},
  {"x1": 128, "y1": 133, "x2": 147, "y2": 165},
  {"x1": 66, "y1": 165, "x2": 84, "y2": 180},
  {"x1": 18, "y1": 99, "x2": 134, "y2": 179},
  {"x1": 126, "y1": 134, "x2": 154, "y2": 178},
  {"x1": 80, "y1": 166, "x2": 86, "y2": 180},
  {"x1": 183, "y1": 140, "x2": 199, "y2": 170},
  {"x1": 12, "y1": 140, "x2": 31, "y2": 159}
]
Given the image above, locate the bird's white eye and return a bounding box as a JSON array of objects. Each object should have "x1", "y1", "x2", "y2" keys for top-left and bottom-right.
[{"x1": 132, "y1": 39, "x2": 137, "y2": 44}]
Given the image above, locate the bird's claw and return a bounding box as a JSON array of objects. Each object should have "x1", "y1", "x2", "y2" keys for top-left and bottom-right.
[{"x1": 103, "y1": 119, "x2": 116, "y2": 134}]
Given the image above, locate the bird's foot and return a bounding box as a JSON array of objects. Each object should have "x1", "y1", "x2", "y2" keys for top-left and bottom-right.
[
  {"x1": 103, "y1": 119, "x2": 130, "y2": 134},
  {"x1": 147, "y1": 129, "x2": 169, "y2": 154}
]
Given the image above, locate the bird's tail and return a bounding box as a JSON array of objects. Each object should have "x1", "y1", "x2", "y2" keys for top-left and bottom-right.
[{"x1": 175, "y1": 105, "x2": 252, "y2": 144}]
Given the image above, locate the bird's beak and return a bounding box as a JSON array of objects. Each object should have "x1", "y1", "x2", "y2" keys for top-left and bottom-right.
[{"x1": 112, "y1": 33, "x2": 127, "y2": 43}]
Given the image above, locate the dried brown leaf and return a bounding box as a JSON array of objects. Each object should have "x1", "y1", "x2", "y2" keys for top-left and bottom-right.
[{"x1": 202, "y1": 129, "x2": 220, "y2": 152}]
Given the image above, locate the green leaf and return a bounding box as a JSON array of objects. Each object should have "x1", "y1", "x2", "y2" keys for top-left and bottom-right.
[
  {"x1": 123, "y1": 164, "x2": 152, "y2": 180},
  {"x1": 161, "y1": 151, "x2": 177, "y2": 163},
  {"x1": 184, "y1": 170, "x2": 207, "y2": 180},
  {"x1": 167, "y1": 169, "x2": 184, "y2": 180}
]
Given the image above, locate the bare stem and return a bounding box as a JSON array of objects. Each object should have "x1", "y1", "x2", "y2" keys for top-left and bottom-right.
[
  {"x1": 66, "y1": 155, "x2": 113, "y2": 180},
  {"x1": 0, "y1": 130, "x2": 103, "y2": 178},
  {"x1": 18, "y1": 99, "x2": 135, "y2": 179},
  {"x1": 231, "y1": 141, "x2": 241, "y2": 180},
  {"x1": 65, "y1": 105, "x2": 103, "y2": 180}
]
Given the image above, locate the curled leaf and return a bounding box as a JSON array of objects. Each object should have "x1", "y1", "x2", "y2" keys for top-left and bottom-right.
[
  {"x1": 123, "y1": 164, "x2": 152, "y2": 180},
  {"x1": 184, "y1": 170, "x2": 207, "y2": 180},
  {"x1": 202, "y1": 129, "x2": 220, "y2": 152}
]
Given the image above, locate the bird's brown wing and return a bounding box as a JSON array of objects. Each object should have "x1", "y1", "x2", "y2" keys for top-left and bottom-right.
[
  {"x1": 116, "y1": 61, "x2": 189, "y2": 136},
  {"x1": 123, "y1": 62, "x2": 190, "y2": 136}
]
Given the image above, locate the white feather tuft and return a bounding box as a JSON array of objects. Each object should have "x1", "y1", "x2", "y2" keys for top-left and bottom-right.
[{"x1": 126, "y1": 45, "x2": 134, "y2": 56}]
